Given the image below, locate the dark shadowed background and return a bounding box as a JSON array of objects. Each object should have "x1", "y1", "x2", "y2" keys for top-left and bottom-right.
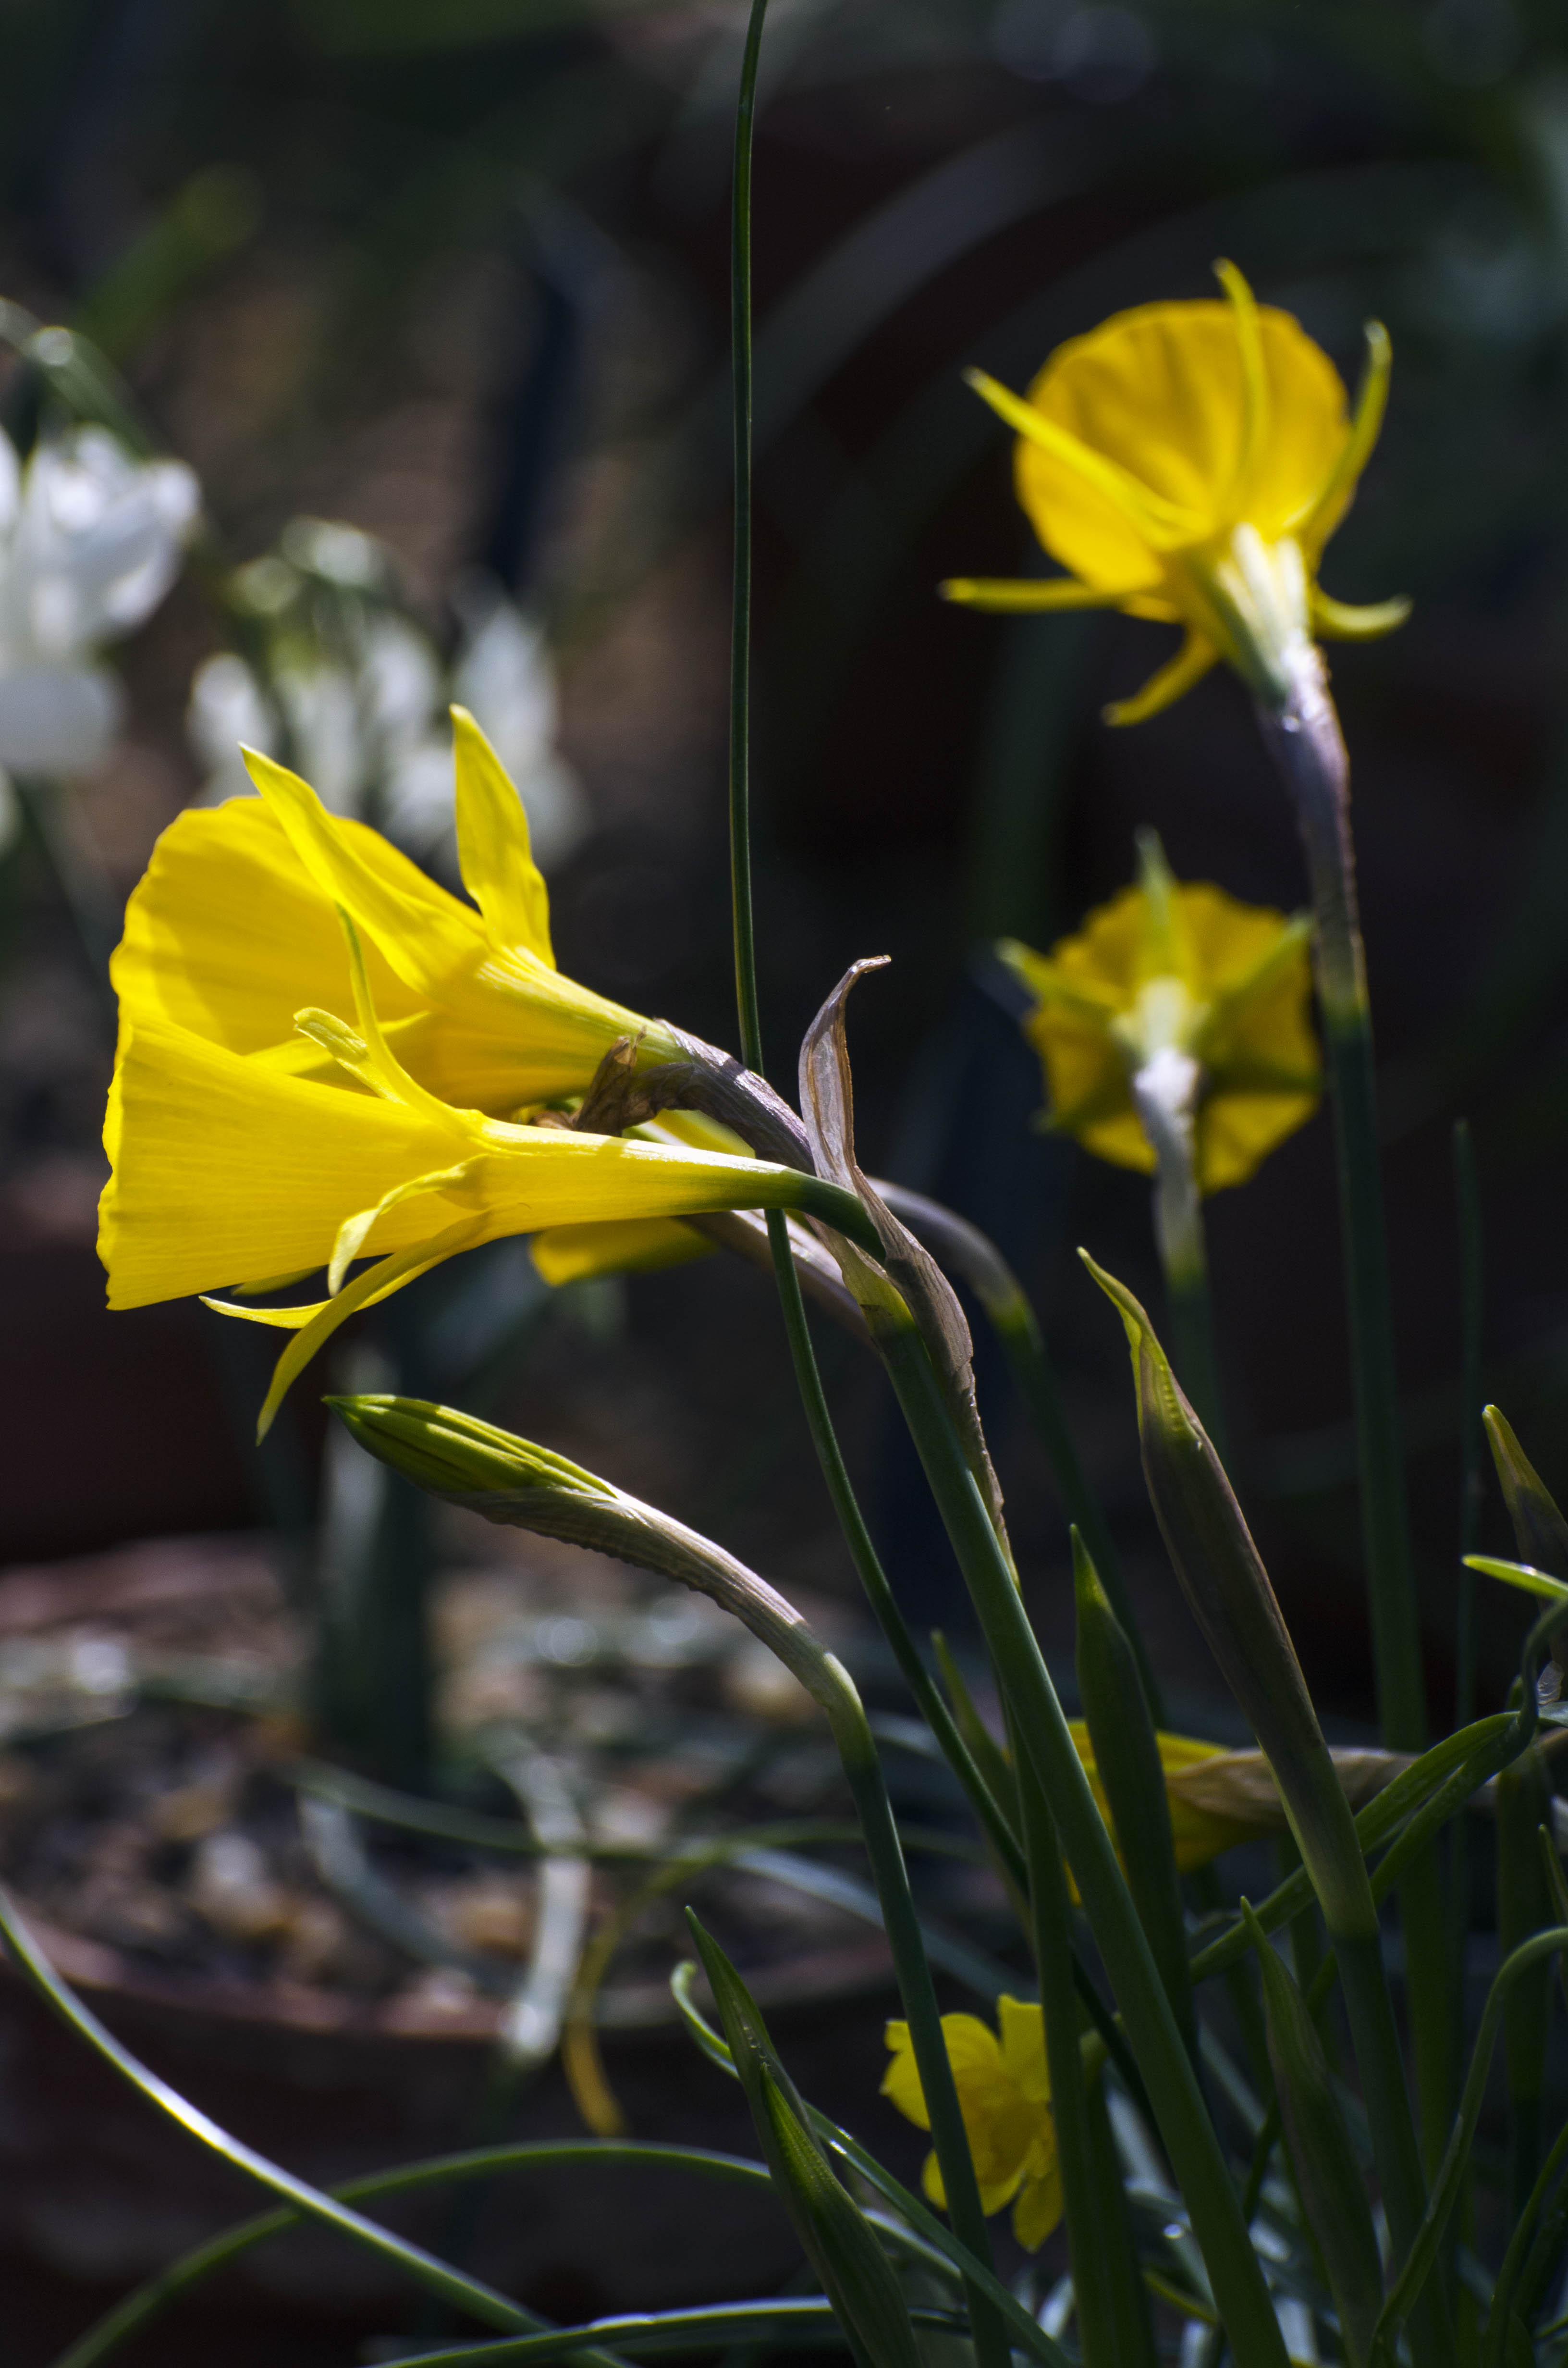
[{"x1": 0, "y1": 0, "x2": 1563, "y2": 1764}]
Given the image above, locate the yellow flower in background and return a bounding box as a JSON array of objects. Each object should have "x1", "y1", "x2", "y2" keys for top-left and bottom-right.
[
  {"x1": 1069, "y1": 1720, "x2": 1259, "y2": 1874},
  {"x1": 943, "y1": 262, "x2": 1408, "y2": 724},
  {"x1": 1000, "y1": 833, "x2": 1320, "y2": 1192},
  {"x1": 99, "y1": 917, "x2": 828, "y2": 1435},
  {"x1": 114, "y1": 705, "x2": 681, "y2": 1116},
  {"x1": 883, "y1": 1998, "x2": 1063, "y2": 2250}
]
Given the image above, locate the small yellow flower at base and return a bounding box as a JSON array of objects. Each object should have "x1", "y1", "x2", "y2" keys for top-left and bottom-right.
[
  {"x1": 943, "y1": 262, "x2": 1409, "y2": 723},
  {"x1": 1000, "y1": 838, "x2": 1321, "y2": 1191},
  {"x1": 882, "y1": 1998, "x2": 1062, "y2": 2250}
]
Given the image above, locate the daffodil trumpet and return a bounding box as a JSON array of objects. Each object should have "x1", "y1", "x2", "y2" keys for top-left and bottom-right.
[
  {"x1": 99, "y1": 901, "x2": 885, "y2": 1436},
  {"x1": 945, "y1": 259, "x2": 1405, "y2": 735},
  {"x1": 98, "y1": 706, "x2": 906, "y2": 1432}
]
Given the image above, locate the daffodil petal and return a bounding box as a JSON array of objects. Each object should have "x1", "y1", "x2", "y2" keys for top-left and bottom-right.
[
  {"x1": 329, "y1": 1159, "x2": 485, "y2": 1295},
  {"x1": 204, "y1": 1240, "x2": 466, "y2": 1331},
  {"x1": 967, "y1": 366, "x2": 1199, "y2": 540},
  {"x1": 1298, "y1": 319, "x2": 1391, "y2": 548},
  {"x1": 121, "y1": 743, "x2": 672, "y2": 1118},
  {"x1": 257, "y1": 1221, "x2": 485, "y2": 1438},
  {"x1": 996, "y1": 1995, "x2": 1049, "y2": 2105},
  {"x1": 1019, "y1": 300, "x2": 1348, "y2": 591},
  {"x1": 938, "y1": 576, "x2": 1124, "y2": 611},
  {"x1": 531, "y1": 1217, "x2": 713, "y2": 1287},
  {"x1": 102, "y1": 1013, "x2": 819, "y2": 1320},
  {"x1": 1214, "y1": 259, "x2": 1267, "y2": 507},
  {"x1": 881, "y1": 2020, "x2": 930, "y2": 2129},
  {"x1": 242, "y1": 744, "x2": 490, "y2": 1001},
  {"x1": 1102, "y1": 631, "x2": 1217, "y2": 727},
  {"x1": 1010, "y1": 2162, "x2": 1064, "y2": 2251},
  {"x1": 112, "y1": 798, "x2": 426, "y2": 1057},
  {"x1": 452, "y1": 705, "x2": 554, "y2": 964},
  {"x1": 1311, "y1": 588, "x2": 1411, "y2": 641}
]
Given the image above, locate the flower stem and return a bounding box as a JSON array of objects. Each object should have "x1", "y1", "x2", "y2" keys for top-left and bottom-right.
[
  {"x1": 728, "y1": 0, "x2": 768, "y2": 1079},
  {"x1": 1254, "y1": 656, "x2": 1420, "y2": 1746},
  {"x1": 823, "y1": 1692, "x2": 1013, "y2": 2368},
  {"x1": 879, "y1": 1318, "x2": 1290, "y2": 2368},
  {"x1": 1014, "y1": 1725, "x2": 1155, "y2": 2368},
  {"x1": 1128, "y1": 1048, "x2": 1227, "y2": 1454},
  {"x1": 1255, "y1": 648, "x2": 1453, "y2": 2179},
  {"x1": 875, "y1": 1181, "x2": 1160, "y2": 1720}
]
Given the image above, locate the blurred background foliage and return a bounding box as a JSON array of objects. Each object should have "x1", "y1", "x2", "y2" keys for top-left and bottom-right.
[{"x1": 1, "y1": 0, "x2": 1566, "y2": 1728}]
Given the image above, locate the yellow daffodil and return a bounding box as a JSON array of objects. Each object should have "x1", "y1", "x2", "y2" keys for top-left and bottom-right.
[
  {"x1": 1000, "y1": 832, "x2": 1320, "y2": 1195},
  {"x1": 530, "y1": 1110, "x2": 752, "y2": 1286},
  {"x1": 113, "y1": 705, "x2": 683, "y2": 1115},
  {"x1": 1069, "y1": 1719, "x2": 1257, "y2": 1874},
  {"x1": 98, "y1": 913, "x2": 841, "y2": 1436},
  {"x1": 882, "y1": 1997, "x2": 1062, "y2": 2249},
  {"x1": 944, "y1": 262, "x2": 1408, "y2": 724}
]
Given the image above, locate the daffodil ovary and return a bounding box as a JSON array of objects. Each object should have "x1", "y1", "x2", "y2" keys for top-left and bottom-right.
[{"x1": 945, "y1": 263, "x2": 1408, "y2": 726}]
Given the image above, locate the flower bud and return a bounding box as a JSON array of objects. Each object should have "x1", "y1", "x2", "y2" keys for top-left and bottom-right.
[
  {"x1": 1081, "y1": 1253, "x2": 1375, "y2": 1940},
  {"x1": 330, "y1": 1394, "x2": 851, "y2": 1724},
  {"x1": 1485, "y1": 1405, "x2": 1568, "y2": 1574}
]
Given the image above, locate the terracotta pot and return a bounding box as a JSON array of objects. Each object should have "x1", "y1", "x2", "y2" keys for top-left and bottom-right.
[
  {"x1": 0, "y1": 1532, "x2": 925, "y2": 2360},
  {"x1": 0, "y1": 1929, "x2": 911, "y2": 2349}
]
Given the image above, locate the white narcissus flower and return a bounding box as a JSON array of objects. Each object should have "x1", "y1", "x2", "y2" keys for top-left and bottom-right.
[
  {"x1": 187, "y1": 549, "x2": 589, "y2": 876},
  {"x1": 0, "y1": 426, "x2": 199, "y2": 776},
  {"x1": 449, "y1": 592, "x2": 587, "y2": 871}
]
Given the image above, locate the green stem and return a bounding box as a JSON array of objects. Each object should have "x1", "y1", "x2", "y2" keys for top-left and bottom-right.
[
  {"x1": 1163, "y1": 1254, "x2": 1228, "y2": 1474},
  {"x1": 823, "y1": 1692, "x2": 1011, "y2": 2368},
  {"x1": 366, "y1": 2298, "x2": 970, "y2": 2368},
  {"x1": 764, "y1": 1214, "x2": 1022, "y2": 1878},
  {"x1": 1256, "y1": 658, "x2": 1450, "y2": 2184},
  {"x1": 1454, "y1": 1120, "x2": 1485, "y2": 1735},
  {"x1": 54, "y1": 2143, "x2": 772, "y2": 2368},
  {"x1": 729, "y1": 0, "x2": 767, "y2": 1078},
  {"x1": 1449, "y1": 1119, "x2": 1483, "y2": 2287},
  {"x1": 1015, "y1": 1727, "x2": 1151, "y2": 2368},
  {"x1": 1254, "y1": 665, "x2": 1421, "y2": 1747},
  {"x1": 1482, "y1": 2109, "x2": 1568, "y2": 2368},
  {"x1": 0, "y1": 1888, "x2": 538, "y2": 2343},
  {"x1": 878, "y1": 1321, "x2": 1290, "y2": 2368},
  {"x1": 874, "y1": 1181, "x2": 1158, "y2": 1720}
]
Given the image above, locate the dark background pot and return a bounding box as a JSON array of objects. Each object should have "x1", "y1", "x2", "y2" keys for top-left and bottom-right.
[{"x1": 3, "y1": 1934, "x2": 925, "y2": 2368}]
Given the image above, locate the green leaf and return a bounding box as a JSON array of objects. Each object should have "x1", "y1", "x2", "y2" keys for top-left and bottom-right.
[
  {"x1": 1244, "y1": 1902, "x2": 1383, "y2": 2368},
  {"x1": 931, "y1": 1632, "x2": 1019, "y2": 1834},
  {"x1": 1463, "y1": 1554, "x2": 1568, "y2": 1603},
  {"x1": 1072, "y1": 1529, "x2": 1192, "y2": 2046},
  {"x1": 687, "y1": 1913, "x2": 923, "y2": 2368}
]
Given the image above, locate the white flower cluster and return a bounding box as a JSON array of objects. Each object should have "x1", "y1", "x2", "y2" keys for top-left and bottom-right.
[
  {"x1": 0, "y1": 425, "x2": 198, "y2": 779},
  {"x1": 188, "y1": 524, "x2": 587, "y2": 873}
]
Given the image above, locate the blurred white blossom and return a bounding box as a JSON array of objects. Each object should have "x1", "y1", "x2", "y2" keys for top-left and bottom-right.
[
  {"x1": 188, "y1": 541, "x2": 587, "y2": 873},
  {"x1": 0, "y1": 426, "x2": 198, "y2": 777}
]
